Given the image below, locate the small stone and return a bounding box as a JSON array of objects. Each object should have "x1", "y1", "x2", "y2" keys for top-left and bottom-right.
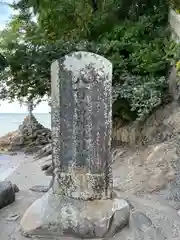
[
  {"x1": 29, "y1": 185, "x2": 49, "y2": 193},
  {"x1": 41, "y1": 164, "x2": 51, "y2": 171},
  {"x1": 9, "y1": 152, "x2": 17, "y2": 156},
  {"x1": 12, "y1": 184, "x2": 19, "y2": 193},
  {"x1": 6, "y1": 214, "x2": 20, "y2": 221},
  {"x1": 44, "y1": 165, "x2": 54, "y2": 176}
]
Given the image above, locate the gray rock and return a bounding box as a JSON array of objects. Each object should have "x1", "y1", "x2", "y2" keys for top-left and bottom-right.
[
  {"x1": 35, "y1": 143, "x2": 52, "y2": 160},
  {"x1": 0, "y1": 181, "x2": 15, "y2": 209},
  {"x1": 130, "y1": 210, "x2": 152, "y2": 230},
  {"x1": 44, "y1": 166, "x2": 54, "y2": 176},
  {"x1": 129, "y1": 210, "x2": 159, "y2": 240},
  {"x1": 29, "y1": 185, "x2": 49, "y2": 193},
  {"x1": 21, "y1": 190, "x2": 130, "y2": 238},
  {"x1": 12, "y1": 184, "x2": 19, "y2": 193},
  {"x1": 113, "y1": 192, "x2": 180, "y2": 239},
  {"x1": 41, "y1": 164, "x2": 51, "y2": 171},
  {"x1": 9, "y1": 114, "x2": 51, "y2": 153},
  {"x1": 6, "y1": 213, "x2": 20, "y2": 221}
]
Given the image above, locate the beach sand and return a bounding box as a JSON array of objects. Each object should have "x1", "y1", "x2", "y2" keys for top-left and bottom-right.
[
  {"x1": 0, "y1": 152, "x2": 51, "y2": 240},
  {"x1": 1, "y1": 147, "x2": 180, "y2": 240}
]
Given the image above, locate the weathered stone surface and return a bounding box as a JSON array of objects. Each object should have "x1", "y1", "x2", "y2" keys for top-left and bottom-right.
[
  {"x1": 44, "y1": 165, "x2": 54, "y2": 176},
  {"x1": 17, "y1": 115, "x2": 51, "y2": 153},
  {"x1": 29, "y1": 185, "x2": 49, "y2": 193},
  {"x1": 113, "y1": 193, "x2": 180, "y2": 240},
  {"x1": 20, "y1": 52, "x2": 129, "y2": 239},
  {"x1": 6, "y1": 213, "x2": 20, "y2": 222},
  {"x1": 0, "y1": 131, "x2": 20, "y2": 152},
  {"x1": 41, "y1": 163, "x2": 51, "y2": 171},
  {"x1": 21, "y1": 190, "x2": 130, "y2": 238},
  {"x1": 0, "y1": 181, "x2": 16, "y2": 209},
  {"x1": 35, "y1": 143, "x2": 52, "y2": 159},
  {"x1": 51, "y1": 51, "x2": 113, "y2": 200},
  {"x1": 12, "y1": 184, "x2": 19, "y2": 193}
]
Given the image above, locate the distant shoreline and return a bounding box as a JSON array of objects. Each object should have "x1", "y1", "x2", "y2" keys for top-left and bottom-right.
[
  {"x1": 0, "y1": 113, "x2": 51, "y2": 137},
  {"x1": 0, "y1": 113, "x2": 49, "y2": 114}
]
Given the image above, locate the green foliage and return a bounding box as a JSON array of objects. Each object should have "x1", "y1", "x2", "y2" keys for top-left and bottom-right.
[
  {"x1": 0, "y1": 13, "x2": 45, "y2": 101},
  {"x1": 170, "y1": 0, "x2": 180, "y2": 10},
  {"x1": 0, "y1": 0, "x2": 179, "y2": 122},
  {"x1": 99, "y1": 16, "x2": 176, "y2": 76},
  {"x1": 14, "y1": 0, "x2": 95, "y2": 41},
  {"x1": 113, "y1": 74, "x2": 167, "y2": 121},
  {"x1": 0, "y1": 53, "x2": 8, "y2": 72},
  {"x1": 95, "y1": 12, "x2": 178, "y2": 120}
]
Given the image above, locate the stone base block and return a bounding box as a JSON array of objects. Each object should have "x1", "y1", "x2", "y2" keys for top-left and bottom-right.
[{"x1": 20, "y1": 190, "x2": 130, "y2": 239}]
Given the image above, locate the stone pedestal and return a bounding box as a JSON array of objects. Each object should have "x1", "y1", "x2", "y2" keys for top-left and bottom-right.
[{"x1": 21, "y1": 190, "x2": 130, "y2": 238}]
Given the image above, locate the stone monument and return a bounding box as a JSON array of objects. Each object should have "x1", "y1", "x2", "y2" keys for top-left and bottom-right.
[
  {"x1": 52, "y1": 51, "x2": 113, "y2": 199},
  {"x1": 20, "y1": 51, "x2": 130, "y2": 239}
]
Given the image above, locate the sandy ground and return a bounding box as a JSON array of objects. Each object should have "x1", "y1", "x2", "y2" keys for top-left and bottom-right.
[
  {"x1": 0, "y1": 153, "x2": 51, "y2": 240},
  {"x1": 1, "y1": 151, "x2": 180, "y2": 240},
  {"x1": 0, "y1": 153, "x2": 99, "y2": 240}
]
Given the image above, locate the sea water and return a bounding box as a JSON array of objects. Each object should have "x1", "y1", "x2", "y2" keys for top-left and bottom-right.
[{"x1": 0, "y1": 113, "x2": 51, "y2": 137}]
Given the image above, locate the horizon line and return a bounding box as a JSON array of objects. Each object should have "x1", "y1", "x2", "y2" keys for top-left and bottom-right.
[{"x1": 0, "y1": 112, "x2": 50, "y2": 114}]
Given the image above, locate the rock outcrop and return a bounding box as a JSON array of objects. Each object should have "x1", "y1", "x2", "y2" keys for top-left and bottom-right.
[
  {"x1": 0, "y1": 114, "x2": 51, "y2": 154},
  {"x1": 0, "y1": 131, "x2": 19, "y2": 152}
]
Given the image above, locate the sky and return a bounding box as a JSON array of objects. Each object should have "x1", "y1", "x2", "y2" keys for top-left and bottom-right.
[{"x1": 0, "y1": 1, "x2": 49, "y2": 113}]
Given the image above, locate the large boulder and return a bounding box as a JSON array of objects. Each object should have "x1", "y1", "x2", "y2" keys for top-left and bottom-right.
[
  {"x1": 21, "y1": 191, "x2": 130, "y2": 238},
  {"x1": 0, "y1": 181, "x2": 17, "y2": 209},
  {"x1": 20, "y1": 191, "x2": 180, "y2": 239}
]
